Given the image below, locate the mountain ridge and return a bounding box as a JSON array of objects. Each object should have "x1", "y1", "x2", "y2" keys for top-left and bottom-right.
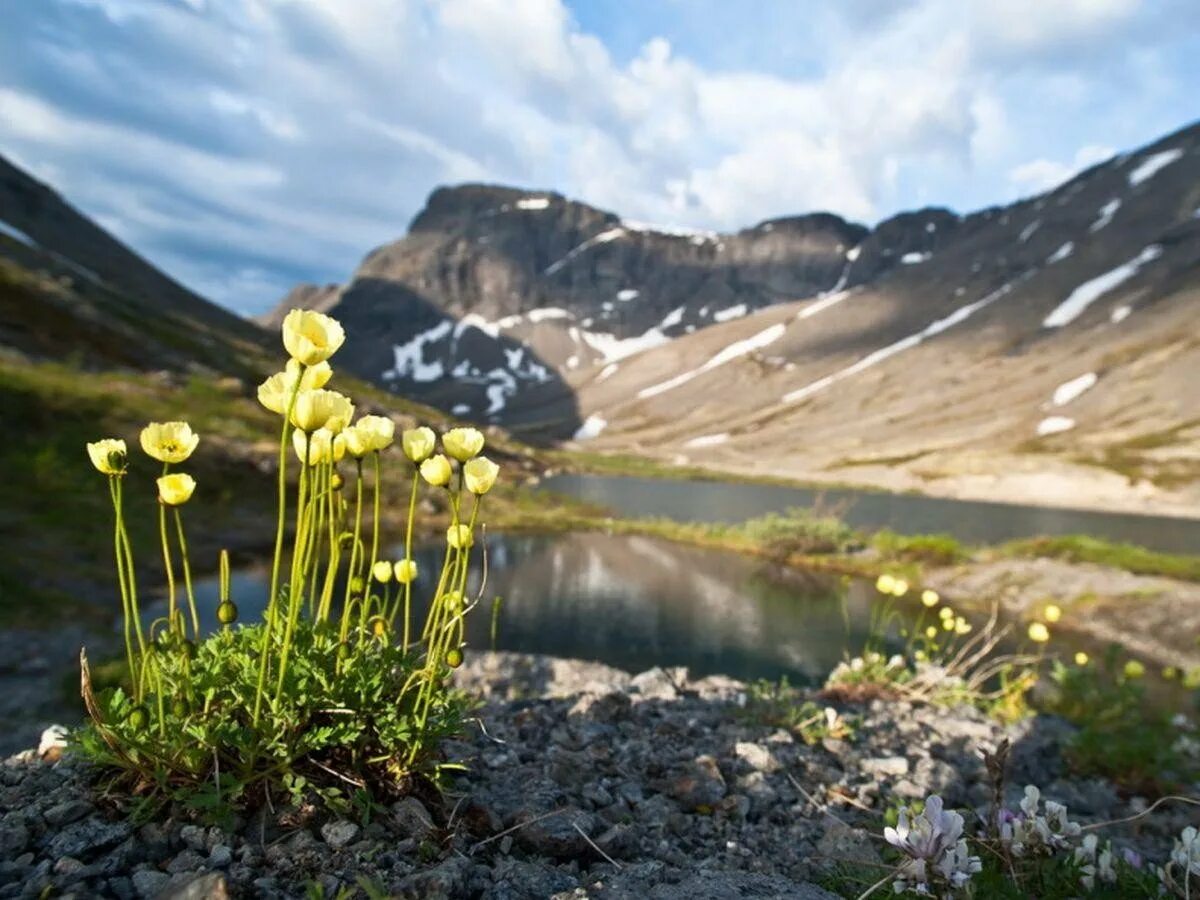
[{"x1": 266, "y1": 119, "x2": 1200, "y2": 514}]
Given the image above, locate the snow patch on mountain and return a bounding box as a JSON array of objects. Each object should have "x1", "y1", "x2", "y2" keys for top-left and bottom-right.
[
  {"x1": 1052, "y1": 372, "x2": 1098, "y2": 406},
  {"x1": 544, "y1": 228, "x2": 625, "y2": 275},
  {"x1": 527, "y1": 307, "x2": 573, "y2": 323},
  {"x1": 1089, "y1": 199, "x2": 1120, "y2": 232},
  {"x1": 638, "y1": 322, "x2": 787, "y2": 400},
  {"x1": 1128, "y1": 148, "x2": 1183, "y2": 186},
  {"x1": 383, "y1": 320, "x2": 453, "y2": 382},
  {"x1": 0, "y1": 219, "x2": 36, "y2": 247},
  {"x1": 515, "y1": 197, "x2": 551, "y2": 210},
  {"x1": 901, "y1": 251, "x2": 930, "y2": 264},
  {"x1": 798, "y1": 290, "x2": 851, "y2": 320},
  {"x1": 1046, "y1": 242, "x2": 1074, "y2": 265},
  {"x1": 713, "y1": 304, "x2": 748, "y2": 323},
  {"x1": 783, "y1": 275, "x2": 1033, "y2": 405},
  {"x1": 684, "y1": 433, "x2": 730, "y2": 448},
  {"x1": 573, "y1": 414, "x2": 607, "y2": 440},
  {"x1": 1037, "y1": 416, "x2": 1075, "y2": 436},
  {"x1": 1043, "y1": 245, "x2": 1161, "y2": 328}
]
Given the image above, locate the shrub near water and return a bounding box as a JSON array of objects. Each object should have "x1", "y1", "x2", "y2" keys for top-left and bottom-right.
[{"x1": 77, "y1": 309, "x2": 499, "y2": 819}]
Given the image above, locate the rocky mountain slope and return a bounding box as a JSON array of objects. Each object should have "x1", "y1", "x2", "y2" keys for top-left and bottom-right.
[
  {"x1": 0, "y1": 154, "x2": 268, "y2": 375},
  {"x1": 264, "y1": 184, "x2": 957, "y2": 431},
  {"x1": 272, "y1": 121, "x2": 1200, "y2": 514}
]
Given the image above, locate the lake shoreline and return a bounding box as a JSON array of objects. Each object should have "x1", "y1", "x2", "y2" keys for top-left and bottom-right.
[{"x1": 549, "y1": 450, "x2": 1200, "y2": 522}]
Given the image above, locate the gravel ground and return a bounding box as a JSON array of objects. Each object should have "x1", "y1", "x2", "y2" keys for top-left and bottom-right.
[{"x1": 0, "y1": 651, "x2": 1195, "y2": 899}]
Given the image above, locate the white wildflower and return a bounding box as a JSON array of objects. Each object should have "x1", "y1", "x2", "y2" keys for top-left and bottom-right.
[
  {"x1": 884, "y1": 795, "x2": 980, "y2": 897},
  {"x1": 1000, "y1": 786, "x2": 1081, "y2": 858}
]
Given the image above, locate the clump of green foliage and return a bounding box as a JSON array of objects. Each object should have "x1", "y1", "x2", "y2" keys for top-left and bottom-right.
[
  {"x1": 871, "y1": 530, "x2": 969, "y2": 567},
  {"x1": 822, "y1": 581, "x2": 1037, "y2": 722},
  {"x1": 738, "y1": 506, "x2": 861, "y2": 556},
  {"x1": 742, "y1": 676, "x2": 855, "y2": 743},
  {"x1": 1000, "y1": 534, "x2": 1200, "y2": 583},
  {"x1": 76, "y1": 309, "x2": 499, "y2": 820},
  {"x1": 1043, "y1": 648, "x2": 1200, "y2": 793}
]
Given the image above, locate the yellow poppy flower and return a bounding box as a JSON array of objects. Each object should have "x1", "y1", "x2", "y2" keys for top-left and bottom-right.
[
  {"x1": 291, "y1": 389, "x2": 354, "y2": 434},
  {"x1": 401, "y1": 426, "x2": 436, "y2": 463},
  {"x1": 921, "y1": 589, "x2": 939, "y2": 607},
  {"x1": 891, "y1": 579, "x2": 909, "y2": 597},
  {"x1": 140, "y1": 421, "x2": 199, "y2": 464},
  {"x1": 157, "y1": 473, "x2": 196, "y2": 506},
  {"x1": 86, "y1": 438, "x2": 127, "y2": 475},
  {"x1": 354, "y1": 415, "x2": 395, "y2": 451},
  {"x1": 1074, "y1": 651, "x2": 1089, "y2": 666},
  {"x1": 393, "y1": 559, "x2": 418, "y2": 584},
  {"x1": 257, "y1": 361, "x2": 333, "y2": 414},
  {"x1": 447, "y1": 524, "x2": 474, "y2": 549},
  {"x1": 293, "y1": 427, "x2": 344, "y2": 465},
  {"x1": 372, "y1": 560, "x2": 393, "y2": 583},
  {"x1": 1123, "y1": 660, "x2": 1145, "y2": 679},
  {"x1": 1043, "y1": 604, "x2": 1062, "y2": 623},
  {"x1": 282, "y1": 309, "x2": 345, "y2": 366},
  {"x1": 442, "y1": 427, "x2": 485, "y2": 462},
  {"x1": 463, "y1": 456, "x2": 500, "y2": 495},
  {"x1": 875, "y1": 574, "x2": 896, "y2": 594},
  {"x1": 420, "y1": 454, "x2": 453, "y2": 487},
  {"x1": 954, "y1": 617, "x2": 971, "y2": 635},
  {"x1": 939, "y1": 607, "x2": 954, "y2": 620},
  {"x1": 925, "y1": 626, "x2": 938, "y2": 639},
  {"x1": 1027, "y1": 622, "x2": 1050, "y2": 643}
]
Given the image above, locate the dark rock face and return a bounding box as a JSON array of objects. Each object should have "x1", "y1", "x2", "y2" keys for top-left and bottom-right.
[{"x1": 261, "y1": 185, "x2": 906, "y2": 434}]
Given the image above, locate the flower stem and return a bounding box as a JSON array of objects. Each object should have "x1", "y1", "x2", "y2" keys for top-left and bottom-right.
[
  {"x1": 400, "y1": 469, "x2": 419, "y2": 649},
  {"x1": 339, "y1": 459, "x2": 365, "y2": 639},
  {"x1": 253, "y1": 370, "x2": 304, "y2": 726},
  {"x1": 158, "y1": 464, "x2": 178, "y2": 637},
  {"x1": 108, "y1": 477, "x2": 137, "y2": 694},
  {"x1": 173, "y1": 508, "x2": 199, "y2": 638}
]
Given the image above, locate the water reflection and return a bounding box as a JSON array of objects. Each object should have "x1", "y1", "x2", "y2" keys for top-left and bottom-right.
[{"x1": 168, "y1": 533, "x2": 887, "y2": 684}]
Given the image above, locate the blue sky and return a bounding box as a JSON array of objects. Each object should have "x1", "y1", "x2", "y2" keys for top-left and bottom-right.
[{"x1": 1, "y1": 0, "x2": 1197, "y2": 315}]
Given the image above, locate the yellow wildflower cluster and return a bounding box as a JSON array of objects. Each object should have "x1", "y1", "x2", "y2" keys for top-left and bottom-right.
[{"x1": 84, "y1": 307, "x2": 500, "y2": 747}]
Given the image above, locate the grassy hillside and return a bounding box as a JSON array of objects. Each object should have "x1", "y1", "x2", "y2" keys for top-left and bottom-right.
[{"x1": 0, "y1": 257, "x2": 542, "y2": 626}]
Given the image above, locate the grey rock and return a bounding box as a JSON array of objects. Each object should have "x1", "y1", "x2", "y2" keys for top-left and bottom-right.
[
  {"x1": 815, "y1": 820, "x2": 882, "y2": 871},
  {"x1": 156, "y1": 872, "x2": 230, "y2": 900},
  {"x1": 131, "y1": 869, "x2": 171, "y2": 899},
  {"x1": 43, "y1": 799, "x2": 92, "y2": 827},
  {"x1": 861, "y1": 755, "x2": 909, "y2": 777},
  {"x1": 393, "y1": 857, "x2": 471, "y2": 900},
  {"x1": 319, "y1": 820, "x2": 360, "y2": 849},
  {"x1": 166, "y1": 849, "x2": 205, "y2": 874},
  {"x1": 735, "y1": 741, "x2": 781, "y2": 773},
  {"x1": 0, "y1": 819, "x2": 29, "y2": 855},
  {"x1": 590, "y1": 870, "x2": 839, "y2": 899},
  {"x1": 513, "y1": 808, "x2": 597, "y2": 860},
  {"x1": 392, "y1": 797, "x2": 436, "y2": 842},
  {"x1": 666, "y1": 755, "x2": 726, "y2": 810},
  {"x1": 207, "y1": 845, "x2": 232, "y2": 869},
  {"x1": 46, "y1": 817, "x2": 131, "y2": 860},
  {"x1": 179, "y1": 825, "x2": 207, "y2": 851},
  {"x1": 629, "y1": 668, "x2": 683, "y2": 701}
]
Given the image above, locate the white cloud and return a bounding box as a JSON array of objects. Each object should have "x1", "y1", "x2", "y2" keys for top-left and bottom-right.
[
  {"x1": 1008, "y1": 143, "x2": 1117, "y2": 196},
  {"x1": 0, "y1": 0, "x2": 1194, "y2": 313}
]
